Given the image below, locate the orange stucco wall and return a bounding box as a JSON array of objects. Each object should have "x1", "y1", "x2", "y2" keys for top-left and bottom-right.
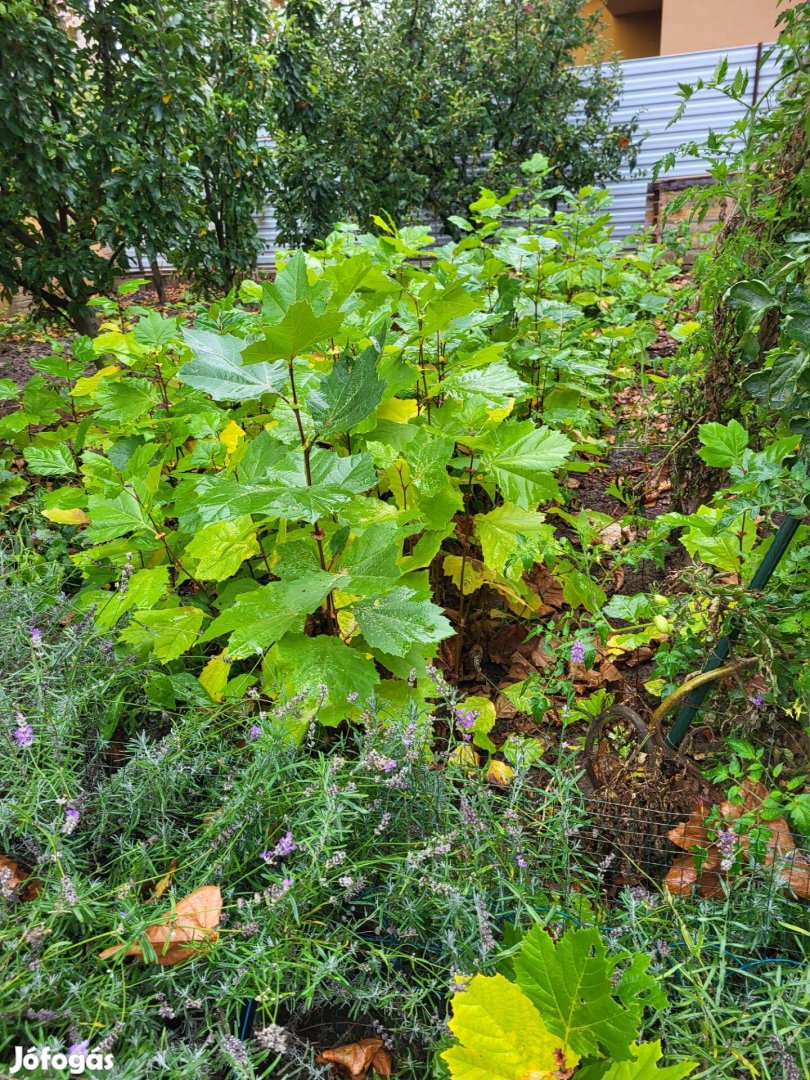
[
  {"x1": 578, "y1": 1, "x2": 661, "y2": 60},
  {"x1": 577, "y1": 0, "x2": 790, "y2": 62},
  {"x1": 659, "y1": 0, "x2": 789, "y2": 54}
]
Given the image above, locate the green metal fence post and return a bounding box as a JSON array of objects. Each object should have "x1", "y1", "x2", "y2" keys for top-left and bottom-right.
[{"x1": 665, "y1": 514, "x2": 803, "y2": 750}]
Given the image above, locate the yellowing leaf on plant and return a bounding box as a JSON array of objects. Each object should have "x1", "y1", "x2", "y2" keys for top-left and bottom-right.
[
  {"x1": 486, "y1": 760, "x2": 515, "y2": 786},
  {"x1": 448, "y1": 744, "x2": 482, "y2": 769},
  {"x1": 486, "y1": 403, "x2": 514, "y2": 423},
  {"x1": 183, "y1": 517, "x2": 260, "y2": 581},
  {"x1": 199, "y1": 651, "x2": 231, "y2": 701},
  {"x1": 377, "y1": 397, "x2": 418, "y2": 423},
  {"x1": 443, "y1": 555, "x2": 541, "y2": 618},
  {"x1": 71, "y1": 365, "x2": 121, "y2": 399},
  {"x1": 219, "y1": 419, "x2": 245, "y2": 457},
  {"x1": 442, "y1": 973, "x2": 578, "y2": 1080},
  {"x1": 150, "y1": 859, "x2": 179, "y2": 901},
  {"x1": 460, "y1": 695, "x2": 497, "y2": 751},
  {"x1": 42, "y1": 507, "x2": 90, "y2": 526}
]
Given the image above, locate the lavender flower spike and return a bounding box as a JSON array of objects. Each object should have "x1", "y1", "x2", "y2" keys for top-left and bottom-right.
[
  {"x1": 570, "y1": 640, "x2": 586, "y2": 664},
  {"x1": 13, "y1": 723, "x2": 34, "y2": 748}
]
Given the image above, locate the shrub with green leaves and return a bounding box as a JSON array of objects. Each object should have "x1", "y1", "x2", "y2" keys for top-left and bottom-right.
[{"x1": 0, "y1": 181, "x2": 680, "y2": 723}]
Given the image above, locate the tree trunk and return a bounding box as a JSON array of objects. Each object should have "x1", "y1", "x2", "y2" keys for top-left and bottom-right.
[
  {"x1": 150, "y1": 260, "x2": 166, "y2": 306},
  {"x1": 71, "y1": 306, "x2": 100, "y2": 337}
]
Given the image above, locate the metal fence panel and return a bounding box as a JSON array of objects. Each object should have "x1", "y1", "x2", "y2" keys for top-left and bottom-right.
[{"x1": 602, "y1": 43, "x2": 780, "y2": 240}]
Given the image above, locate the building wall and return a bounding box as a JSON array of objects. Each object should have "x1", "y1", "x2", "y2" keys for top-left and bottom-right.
[
  {"x1": 660, "y1": 0, "x2": 791, "y2": 54},
  {"x1": 580, "y1": 0, "x2": 791, "y2": 61},
  {"x1": 578, "y1": 1, "x2": 661, "y2": 60}
]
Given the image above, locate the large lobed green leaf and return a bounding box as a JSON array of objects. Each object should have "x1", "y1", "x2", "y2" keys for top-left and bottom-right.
[
  {"x1": 480, "y1": 422, "x2": 573, "y2": 508},
  {"x1": 178, "y1": 328, "x2": 289, "y2": 401},
  {"x1": 514, "y1": 926, "x2": 663, "y2": 1063}
]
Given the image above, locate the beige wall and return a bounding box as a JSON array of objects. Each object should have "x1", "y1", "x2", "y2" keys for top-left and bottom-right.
[{"x1": 660, "y1": 0, "x2": 788, "y2": 54}]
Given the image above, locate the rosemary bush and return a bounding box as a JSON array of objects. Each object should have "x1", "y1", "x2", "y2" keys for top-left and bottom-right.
[{"x1": 605, "y1": 887, "x2": 810, "y2": 1079}]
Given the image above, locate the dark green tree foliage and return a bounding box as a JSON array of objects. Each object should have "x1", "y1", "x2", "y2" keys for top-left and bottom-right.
[
  {"x1": 272, "y1": 0, "x2": 634, "y2": 245},
  {"x1": 0, "y1": 0, "x2": 277, "y2": 328},
  {"x1": 0, "y1": 0, "x2": 115, "y2": 334},
  {"x1": 270, "y1": 0, "x2": 340, "y2": 246},
  {"x1": 176, "y1": 0, "x2": 277, "y2": 293}
]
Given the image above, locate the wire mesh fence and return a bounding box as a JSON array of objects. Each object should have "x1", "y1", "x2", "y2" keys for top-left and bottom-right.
[{"x1": 569, "y1": 795, "x2": 810, "y2": 960}]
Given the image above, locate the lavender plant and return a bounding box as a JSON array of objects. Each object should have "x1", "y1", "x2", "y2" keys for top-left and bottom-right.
[{"x1": 0, "y1": 547, "x2": 595, "y2": 1076}]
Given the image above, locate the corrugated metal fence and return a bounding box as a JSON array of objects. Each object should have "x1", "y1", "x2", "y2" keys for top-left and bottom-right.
[{"x1": 602, "y1": 42, "x2": 779, "y2": 242}]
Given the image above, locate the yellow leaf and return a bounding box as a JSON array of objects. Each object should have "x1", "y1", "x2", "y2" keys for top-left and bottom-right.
[
  {"x1": 199, "y1": 652, "x2": 230, "y2": 702},
  {"x1": 219, "y1": 419, "x2": 245, "y2": 458},
  {"x1": 443, "y1": 555, "x2": 540, "y2": 617},
  {"x1": 377, "y1": 398, "x2": 418, "y2": 423},
  {"x1": 71, "y1": 365, "x2": 120, "y2": 399},
  {"x1": 442, "y1": 973, "x2": 578, "y2": 1079},
  {"x1": 151, "y1": 859, "x2": 178, "y2": 900},
  {"x1": 162, "y1": 92, "x2": 172, "y2": 103},
  {"x1": 486, "y1": 760, "x2": 515, "y2": 786},
  {"x1": 486, "y1": 402, "x2": 514, "y2": 423},
  {"x1": 448, "y1": 744, "x2": 481, "y2": 768},
  {"x1": 42, "y1": 507, "x2": 89, "y2": 526}
]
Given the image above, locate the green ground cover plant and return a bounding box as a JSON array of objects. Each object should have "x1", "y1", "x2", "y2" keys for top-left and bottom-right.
[{"x1": 0, "y1": 549, "x2": 806, "y2": 1078}]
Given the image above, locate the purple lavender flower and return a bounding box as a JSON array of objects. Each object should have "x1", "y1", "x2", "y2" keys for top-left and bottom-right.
[
  {"x1": 262, "y1": 831, "x2": 298, "y2": 863},
  {"x1": 13, "y1": 723, "x2": 34, "y2": 748},
  {"x1": 281, "y1": 878, "x2": 292, "y2": 891},
  {"x1": 716, "y1": 825, "x2": 737, "y2": 872},
  {"x1": 62, "y1": 806, "x2": 81, "y2": 836},
  {"x1": 515, "y1": 853, "x2": 528, "y2": 869},
  {"x1": 454, "y1": 708, "x2": 478, "y2": 741},
  {"x1": 248, "y1": 725, "x2": 262, "y2": 740},
  {"x1": 67, "y1": 1042, "x2": 90, "y2": 1060},
  {"x1": 570, "y1": 640, "x2": 586, "y2": 664},
  {"x1": 30, "y1": 628, "x2": 43, "y2": 648},
  {"x1": 65, "y1": 807, "x2": 80, "y2": 821},
  {"x1": 750, "y1": 693, "x2": 765, "y2": 708}
]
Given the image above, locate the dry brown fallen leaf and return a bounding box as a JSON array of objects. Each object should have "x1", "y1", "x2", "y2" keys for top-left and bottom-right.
[
  {"x1": 316, "y1": 1037, "x2": 393, "y2": 1079},
  {"x1": 0, "y1": 855, "x2": 40, "y2": 900},
  {"x1": 668, "y1": 807, "x2": 711, "y2": 852},
  {"x1": 598, "y1": 522, "x2": 623, "y2": 549},
  {"x1": 98, "y1": 884, "x2": 222, "y2": 966},
  {"x1": 665, "y1": 781, "x2": 810, "y2": 901}
]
